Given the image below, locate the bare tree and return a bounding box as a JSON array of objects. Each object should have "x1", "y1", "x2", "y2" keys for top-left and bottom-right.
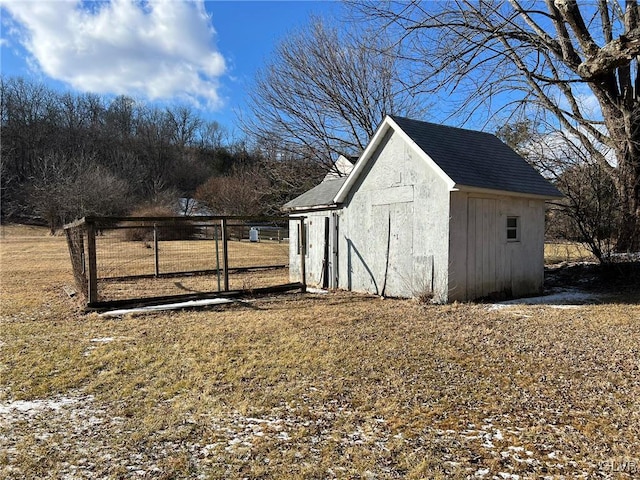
[
  {"x1": 355, "y1": 0, "x2": 640, "y2": 251},
  {"x1": 195, "y1": 165, "x2": 270, "y2": 216},
  {"x1": 242, "y1": 17, "x2": 426, "y2": 169},
  {"x1": 27, "y1": 153, "x2": 131, "y2": 233},
  {"x1": 27, "y1": 153, "x2": 75, "y2": 234},
  {"x1": 197, "y1": 120, "x2": 228, "y2": 150},
  {"x1": 71, "y1": 163, "x2": 131, "y2": 219},
  {"x1": 258, "y1": 156, "x2": 327, "y2": 215},
  {"x1": 555, "y1": 162, "x2": 620, "y2": 260},
  {"x1": 499, "y1": 120, "x2": 620, "y2": 261},
  {"x1": 165, "y1": 105, "x2": 202, "y2": 148},
  {"x1": 1, "y1": 76, "x2": 282, "y2": 223}
]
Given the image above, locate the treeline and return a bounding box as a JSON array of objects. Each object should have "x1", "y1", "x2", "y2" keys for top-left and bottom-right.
[{"x1": 1, "y1": 76, "x2": 325, "y2": 232}]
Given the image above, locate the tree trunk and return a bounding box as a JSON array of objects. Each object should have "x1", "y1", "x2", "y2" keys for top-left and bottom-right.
[
  {"x1": 615, "y1": 163, "x2": 640, "y2": 252},
  {"x1": 609, "y1": 123, "x2": 640, "y2": 252},
  {"x1": 600, "y1": 100, "x2": 640, "y2": 253}
]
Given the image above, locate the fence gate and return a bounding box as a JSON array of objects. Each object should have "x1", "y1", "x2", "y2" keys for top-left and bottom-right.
[{"x1": 64, "y1": 216, "x2": 305, "y2": 310}]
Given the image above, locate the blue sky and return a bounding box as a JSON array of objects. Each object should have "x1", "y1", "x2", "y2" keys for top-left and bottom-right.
[{"x1": 0, "y1": 0, "x2": 344, "y2": 135}]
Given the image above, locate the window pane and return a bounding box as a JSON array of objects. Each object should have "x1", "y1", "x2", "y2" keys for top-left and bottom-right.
[{"x1": 507, "y1": 216, "x2": 519, "y2": 241}]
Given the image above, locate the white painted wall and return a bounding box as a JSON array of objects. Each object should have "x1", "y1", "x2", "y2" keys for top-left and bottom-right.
[
  {"x1": 288, "y1": 217, "x2": 302, "y2": 283},
  {"x1": 336, "y1": 129, "x2": 451, "y2": 299}
]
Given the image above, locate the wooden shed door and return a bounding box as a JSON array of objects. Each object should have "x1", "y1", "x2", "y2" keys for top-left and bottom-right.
[
  {"x1": 320, "y1": 214, "x2": 339, "y2": 289},
  {"x1": 374, "y1": 202, "x2": 413, "y2": 297},
  {"x1": 467, "y1": 198, "x2": 498, "y2": 299}
]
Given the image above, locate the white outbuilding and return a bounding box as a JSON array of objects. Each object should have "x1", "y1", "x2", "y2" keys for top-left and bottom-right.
[{"x1": 283, "y1": 116, "x2": 563, "y2": 302}]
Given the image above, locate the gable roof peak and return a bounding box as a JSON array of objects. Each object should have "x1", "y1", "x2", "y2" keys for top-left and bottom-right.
[
  {"x1": 336, "y1": 115, "x2": 562, "y2": 201},
  {"x1": 389, "y1": 115, "x2": 489, "y2": 135}
]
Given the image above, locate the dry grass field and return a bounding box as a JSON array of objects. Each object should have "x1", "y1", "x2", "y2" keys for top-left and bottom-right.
[
  {"x1": 544, "y1": 242, "x2": 595, "y2": 265},
  {"x1": 1, "y1": 224, "x2": 639, "y2": 479},
  {"x1": 90, "y1": 229, "x2": 291, "y2": 302}
]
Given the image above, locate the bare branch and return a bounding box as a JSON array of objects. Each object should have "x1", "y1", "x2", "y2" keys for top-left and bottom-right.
[
  {"x1": 577, "y1": 26, "x2": 640, "y2": 77},
  {"x1": 355, "y1": 0, "x2": 640, "y2": 250},
  {"x1": 242, "y1": 17, "x2": 426, "y2": 167}
]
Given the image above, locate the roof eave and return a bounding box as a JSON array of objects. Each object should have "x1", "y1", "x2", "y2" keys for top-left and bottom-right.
[
  {"x1": 452, "y1": 184, "x2": 564, "y2": 200},
  {"x1": 282, "y1": 203, "x2": 342, "y2": 214},
  {"x1": 334, "y1": 119, "x2": 391, "y2": 203}
]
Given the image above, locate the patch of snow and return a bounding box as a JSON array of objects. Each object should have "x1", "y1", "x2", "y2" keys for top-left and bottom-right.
[
  {"x1": 100, "y1": 298, "x2": 235, "y2": 317},
  {"x1": 0, "y1": 396, "x2": 85, "y2": 416},
  {"x1": 498, "y1": 473, "x2": 520, "y2": 480},
  {"x1": 609, "y1": 251, "x2": 640, "y2": 261},
  {"x1": 305, "y1": 288, "x2": 329, "y2": 294},
  {"x1": 488, "y1": 289, "x2": 598, "y2": 309},
  {"x1": 245, "y1": 417, "x2": 271, "y2": 424},
  {"x1": 90, "y1": 337, "x2": 115, "y2": 343}
]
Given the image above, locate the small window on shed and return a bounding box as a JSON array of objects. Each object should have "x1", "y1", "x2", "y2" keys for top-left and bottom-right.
[{"x1": 507, "y1": 216, "x2": 520, "y2": 242}]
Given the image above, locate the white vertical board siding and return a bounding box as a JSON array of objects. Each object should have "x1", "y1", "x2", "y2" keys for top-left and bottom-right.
[
  {"x1": 288, "y1": 212, "x2": 333, "y2": 287},
  {"x1": 305, "y1": 211, "x2": 332, "y2": 287},
  {"x1": 447, "y1": 192, "x2": 467, "y2": 301},
  {"x1": 506, "y1": 198, "x2": 546, "y2": 297},
  {"x1": 450, "y1": 194, "x2": 546, "y2": 301},
  {"x1": 288, "y1": 217, "x2": 301, "y2": 283},
  {"x1": 466, "y1": 197, "x2": 499, "y2": 299}
]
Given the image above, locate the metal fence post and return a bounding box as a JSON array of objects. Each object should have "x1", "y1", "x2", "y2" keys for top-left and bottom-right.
[
  {"x1": 154, "y1": 223, "x2": 160, "y2": 277},
  {"x1": 86, "y1": 219, "x2": 98, "y2": 305},
  {"x1": 221, "y1": 218, "x2": 229, "y2": 291},
  {"x1": 214, "y1": 224, "x2": 221, "y2": 292}
]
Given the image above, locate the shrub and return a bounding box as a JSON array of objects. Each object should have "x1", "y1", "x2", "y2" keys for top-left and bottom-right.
[{"x1": 122, "y1": 205, "x2": 199, "y2": 242}]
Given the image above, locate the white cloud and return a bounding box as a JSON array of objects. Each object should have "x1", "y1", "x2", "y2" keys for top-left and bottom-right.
[{"x1": 1, "y1": 0, "x2": 226, "y2": 108}]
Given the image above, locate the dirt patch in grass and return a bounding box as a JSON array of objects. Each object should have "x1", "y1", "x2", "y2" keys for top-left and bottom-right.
[{"x1": 1, "y1": 225, "x2": 640, "y2": 479}]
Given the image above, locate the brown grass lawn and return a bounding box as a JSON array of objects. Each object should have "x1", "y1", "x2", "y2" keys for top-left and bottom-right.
[
  {"x1": 1, "y1": 224, "x2": 639, "y2": 479},
  {"x1": 92, "y1": 230, "x2": 291, "y2": 301},
  {"x1": 544, "y1": 242, "x2": 596, "y2": 264}
]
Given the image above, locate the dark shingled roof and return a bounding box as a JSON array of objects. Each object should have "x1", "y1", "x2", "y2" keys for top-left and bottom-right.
[
  {"x1": 390, "y1": 115, "x2": 562, "y2": 198},
  {"x1": 283, "y1": 177, "x2": 347, "y2": 211}
]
